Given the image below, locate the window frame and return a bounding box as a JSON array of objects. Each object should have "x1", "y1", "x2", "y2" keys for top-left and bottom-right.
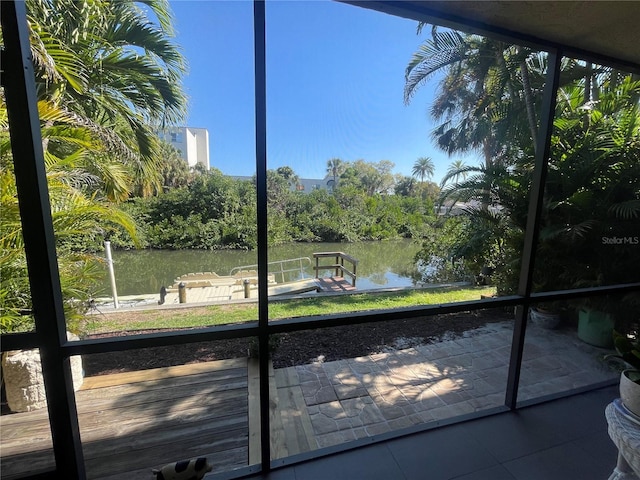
[{"x1": 2, "y1": 0, "x2": 639, "y2": 478}]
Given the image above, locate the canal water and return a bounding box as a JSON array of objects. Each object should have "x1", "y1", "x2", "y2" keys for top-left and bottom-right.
[{"x1": 99, "y1": 239, "x2": 423, "y2": 296}]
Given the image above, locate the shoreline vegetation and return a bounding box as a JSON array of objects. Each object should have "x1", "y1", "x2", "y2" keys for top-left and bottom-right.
[{"x1": 105, "y1": 166, "x2": 440, "y2": 253}]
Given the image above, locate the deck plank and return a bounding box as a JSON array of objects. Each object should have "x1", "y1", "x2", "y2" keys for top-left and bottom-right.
[
  {"x1": 274, "y1": 366, "x2": 299, "y2": 388},
  {"x1": 0, "y1": 449, "x2": 56, "y2": 480},
  {"x1": 73, "y1": 378, "x2": 248, "y2": 418},
  {"x1": 95, "y1": 446, "x2": 248, "y2": 480},
  {"x1": 316, "y1": 276, "x2": 356, "y2": 292},
  {"x1": 277, "y1": 386, "x2": 311, "y2": 456},
  {"x1": 83, "y1": 422, "x2": 248, "y2": 464},
  {"x1": 0, "y1": 374, "x2": 246, "y2": 430},
  {"x1": 274, "y1": 367, "x2": 316, "y2": 457},
  {"x1": 268, "y1": 279, "x2": 319, "y2": 296},
  {"x1": 80, "y1": 357, "x2": 246, "y2": 389},
  {"x1": 77, "y1": 369, "x2": 247, "y2": 402},
  {"x1": 0, "y1": 359, "x2": 250, "y2": 479},
  {"x1": 247, "y1": 358, "x2": 293, "y2": 462},
  {"x1": 1, "y1": 357, "x2": 318, "y2": 479},
  {"x1": 84, "y1": 427, "x2": 248, "y2": 479},
  {"x1": 247, "y1": 358, "x2": 261, "y2": 466},
  {"x1": 269, "y1": 369, "x2": 289, "y2": 460}
]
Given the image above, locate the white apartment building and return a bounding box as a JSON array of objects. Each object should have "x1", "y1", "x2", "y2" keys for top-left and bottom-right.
[{"x1": 159, "y1": 127, "x2": 210, "y2": 170}]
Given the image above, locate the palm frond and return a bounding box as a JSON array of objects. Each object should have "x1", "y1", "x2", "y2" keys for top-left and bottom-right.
[
  {"x1": 132, "y1": 0, "x2": 176, "y2": 36},
  {"x1": 404, "y1": 31, "x2": 470, "y2": 104},
  {"x1": 27, "y1": 27, "x2": 88, "y2": 92},
  {"x1": 440, "y1": 164, "x2": 479, "y2": 187},
  {"x1": 609, "y1": 200, "x2": 640, "y2": 220}
]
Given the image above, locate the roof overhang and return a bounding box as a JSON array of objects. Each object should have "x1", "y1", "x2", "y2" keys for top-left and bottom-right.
[{"x1": 346, "y1": 1, "x2": 640, "y2": 71}]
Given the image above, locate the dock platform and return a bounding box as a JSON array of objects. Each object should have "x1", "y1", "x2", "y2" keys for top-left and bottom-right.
[{"x1": 94, "y1": 252, "x2": 359, "y2": 310}]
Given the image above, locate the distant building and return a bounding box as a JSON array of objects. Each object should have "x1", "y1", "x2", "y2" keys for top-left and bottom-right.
[
  {"x1": 159, "y1": 127, "x2": 210, "y2": 170},
  {"x1": 436, "y1": 200, "x2": 504, "y2": 216},
  {"x1": 229, "y1": 175, "x2": 335, "y2": 193},
  {"x1": 295, "y1": 176, "x2": 335, "y2": 192}
]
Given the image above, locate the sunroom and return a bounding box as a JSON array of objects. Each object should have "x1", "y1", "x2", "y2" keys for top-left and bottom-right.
[{"x1": 1, "y1": 1, "x2": 639, "y2": 479}]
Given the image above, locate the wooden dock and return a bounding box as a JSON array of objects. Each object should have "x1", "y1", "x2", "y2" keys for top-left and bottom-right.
[
  {"x1": 101, "y1": 276, "x2": 357, "y2": 309},
  {"x1": 267, "y1": 277, "x2": 355, "y2": 297},
  {"x1": 316, "y1": 276, "x2": 357, "y2": 293},
  {"x1": 0, "y1": 358, "x2": 318, "y2": 479},
  {"x1": 95, "y1": 251, "x2": 358, "y2": 310}
]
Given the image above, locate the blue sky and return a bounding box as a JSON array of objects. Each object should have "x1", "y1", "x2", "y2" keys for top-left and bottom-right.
[{"x1": 170, "y1": 0, "x2": 480, "y2": 183}]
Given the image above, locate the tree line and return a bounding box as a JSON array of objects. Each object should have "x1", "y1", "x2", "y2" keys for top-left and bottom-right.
[{"x1": 108, "y1": 160, "x2": 441, "y2": 251}]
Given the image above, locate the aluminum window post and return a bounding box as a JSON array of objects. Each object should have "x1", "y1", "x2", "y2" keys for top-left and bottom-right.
[
  {"x1": 253, "y1": 0, "x2": 271, "y2": 471},
  {"x1": 505, "y1": 50, "x2": 563, "y2": 409},
  {"x1": 0, "y1": 1, "x2": 85, "y2": 477}
]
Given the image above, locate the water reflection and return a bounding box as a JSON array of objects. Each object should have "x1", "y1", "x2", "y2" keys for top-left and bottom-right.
[{"x1": 99, "y1": 240, "x2": 421, "y2": 296}]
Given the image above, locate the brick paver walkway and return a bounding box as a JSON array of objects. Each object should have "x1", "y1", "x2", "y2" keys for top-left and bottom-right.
[{"x1": 277, "y1": 321, "x2": 616, "y2": 451}]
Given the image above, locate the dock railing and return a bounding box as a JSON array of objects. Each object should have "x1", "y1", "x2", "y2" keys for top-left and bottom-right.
[
  {"x1": 230, "y1": 257, "x2": 313, "y2": 284},
  {"x1": 313, "y1": 252, "x2": 358, "y2": 287}
]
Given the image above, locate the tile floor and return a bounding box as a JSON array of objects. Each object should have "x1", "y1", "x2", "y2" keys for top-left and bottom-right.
[{"x1": 246, "y1": 385, "x2": 621, "y2": 480}]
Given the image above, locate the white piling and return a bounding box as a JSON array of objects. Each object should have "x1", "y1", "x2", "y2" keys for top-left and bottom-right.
[{"x1": 104, "y1": 241, "x2": 119, "y2": 309}]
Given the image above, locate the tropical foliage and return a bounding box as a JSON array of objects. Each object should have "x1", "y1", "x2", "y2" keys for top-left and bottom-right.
[
  {"x1": 28, "y1": 0, "x2": 186, "y2": 198},
  {"x1": 406, "y1": 27, "x2": 640, "y2": 300},
  {"x1": 326, "y1": 158, "x2": 345, "y2": 189},
  {"x1": 114, "y1": 163, "x2": 439, "y2": 251},
  {"x1": 443, "y1": 160, "x2": 468, "y2": 185},
  {"x1": 537, "y1": 76, "x2": 640, "y2": 292},
  {"x1": 405, "y1": 29, "x2": 546, "y2": 167},
  {"x1": 0, "y1": 0, "x2": 187, "y2": 332}
]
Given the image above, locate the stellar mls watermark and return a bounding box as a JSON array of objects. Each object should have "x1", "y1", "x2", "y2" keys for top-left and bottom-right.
[{"x1": 601, "y1": 236, "x2": 639, "y2": 245}]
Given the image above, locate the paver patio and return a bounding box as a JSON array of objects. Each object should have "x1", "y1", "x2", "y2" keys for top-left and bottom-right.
[
  {"x1": 272, "y1": 321, "x2": 617, "y2": 456},
  {"x1": 1, "y1": 321, "x2": 618, "y2": 477}
]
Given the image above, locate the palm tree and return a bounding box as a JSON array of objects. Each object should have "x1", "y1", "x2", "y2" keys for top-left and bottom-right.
[
  {"x1": 434, "y1": 74, "x2": 640, "y2": 295},
  {"x1": 0, "y1": 0, "x2": 186, "y2": 332},
  {"x1": 0, "y1": 156, "x2": 138, "y2": 333},
  {"x1": 412, "y1": 157, "x2": 435, "y2": 184},
  {"x1": 24, "y1": 0, "x2": 187, "y2": 197},
  {"x1": 160, "y1": 142, "x2": 193, "y2": 190},
  {"x1": 326, "y1": 158, "x2": 345, "y2": 188},
  {"x1": 442, "y1": 159, "x2": 469, "y2": 185},
  {"x1": 405, "y1": 30, "x2": 545, "y2": 167}
]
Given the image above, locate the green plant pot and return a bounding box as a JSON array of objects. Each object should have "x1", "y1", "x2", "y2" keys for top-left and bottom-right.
[{"x1": 578, "y1": 308, "x2": 614, "y2": 348}]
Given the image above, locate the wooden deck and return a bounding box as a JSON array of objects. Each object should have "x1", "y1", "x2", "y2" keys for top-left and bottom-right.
[
  {"x1": 1, "y1": 359, "x2": 250, "y2": 479},
  {"x1": 267, "y1": 278, "x2": 320, "y2": 296},
  {"x1": 316, "y1": 276, "x2": 356, "y2": 293},
  {"x1": 0, "y1": 358, "x2": 317, "y2": 479},
  {"x1": 247, "y1": 359, "x2": 316, "y2": 462}
]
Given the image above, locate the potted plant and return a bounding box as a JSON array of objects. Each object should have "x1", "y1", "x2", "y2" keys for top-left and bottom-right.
[
  {"x1": 575, "y1": 295, "x2": 635, "y2": 349},
  {"x1": 574, "y1": 296, "x2": 615, "y2": 348},
  {"x1": 529, "y1": 302, "x2": 564, "y2": 330},
  {"x1": 605, "y1": 330, "x2": 640, "y2": 418}
]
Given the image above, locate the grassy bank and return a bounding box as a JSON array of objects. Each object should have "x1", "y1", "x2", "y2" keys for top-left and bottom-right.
[{"x1": 83, "y1": 285, "x2": 497, "y2": 335}]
